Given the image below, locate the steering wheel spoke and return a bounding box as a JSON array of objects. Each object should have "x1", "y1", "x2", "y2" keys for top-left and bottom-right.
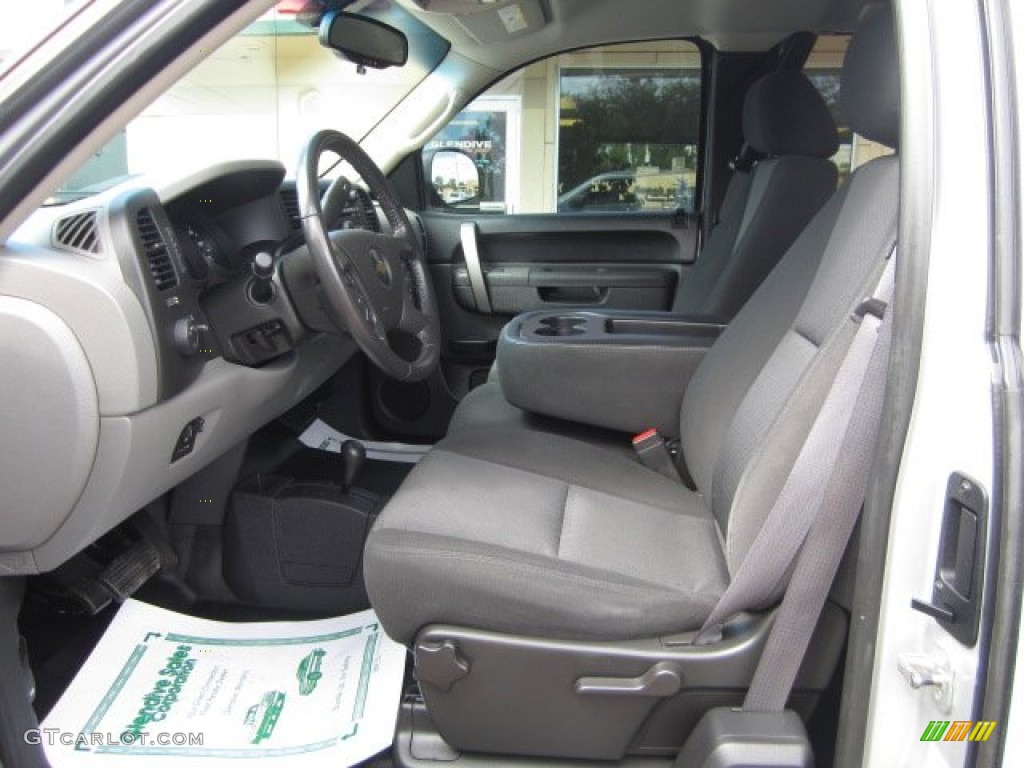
[
  {"x1": 297, "y1": 130, "x2": 440, "y2": 382},
  {"x1": 399, "y1": 301, "x2": 430, "y2": 335},
  {"x1": 342, "y1": 269, "x2": 381, "y2": 332}
]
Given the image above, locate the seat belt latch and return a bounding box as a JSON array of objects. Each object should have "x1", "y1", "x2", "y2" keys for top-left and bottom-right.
[{"x1": 632, "y1": 429, "x2": 681, "y2": 482}]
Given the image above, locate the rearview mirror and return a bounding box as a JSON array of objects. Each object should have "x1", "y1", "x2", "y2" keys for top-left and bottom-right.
[{"x1": 319, "y1": 11, "x2": 408, "y2": 70}]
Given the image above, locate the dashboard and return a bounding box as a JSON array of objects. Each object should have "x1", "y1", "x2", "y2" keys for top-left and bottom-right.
[{"x1": 0, "y1": 160, "x2": 402, "y2": 575}]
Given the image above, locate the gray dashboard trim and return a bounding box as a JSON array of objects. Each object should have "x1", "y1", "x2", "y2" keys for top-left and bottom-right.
[
  {"x1": 155, "y1": 159, "x2": 286, "y2": 204},
  {"x1": 0, "y1": 239, "x2": 159, "y2": 415},
  {"x1": 2, "y1": 333, "x2": 354, "y2": 574},
  {"x1": 0, "y1": 297, "x2": 99, "y2": 553}
]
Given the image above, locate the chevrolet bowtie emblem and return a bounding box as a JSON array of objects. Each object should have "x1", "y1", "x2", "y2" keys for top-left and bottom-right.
[{"x1": 369, "y1": 248, "x2": 391, "y2": 287}]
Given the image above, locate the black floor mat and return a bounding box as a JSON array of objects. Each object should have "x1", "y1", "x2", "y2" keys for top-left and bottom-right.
[
  {"x1": 184, "y1": 600, "x2": 343, "y2": 623},
  {"x1": 242, "y1": 418, "x2": 416, "y2": 500},
  {"x1": 19, "y1": 595, "x2": 117, "y2": 720}
]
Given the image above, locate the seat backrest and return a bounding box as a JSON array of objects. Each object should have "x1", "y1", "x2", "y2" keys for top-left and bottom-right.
[
  {"x1": 680, "y1": 6, "x2": 899, "y2": 580},
  {"x1": 672, "y1": 70, "x2": 839, "y2": 322}
]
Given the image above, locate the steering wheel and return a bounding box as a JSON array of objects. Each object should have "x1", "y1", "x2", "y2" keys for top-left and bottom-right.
[{"x1": 297, "y1": 129, "x2": 440, "y2": 382}]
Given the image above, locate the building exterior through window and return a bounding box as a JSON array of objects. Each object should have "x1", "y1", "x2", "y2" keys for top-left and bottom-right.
[{"x1": 426, "y1": 34, "x2": 893, "y2": 215}]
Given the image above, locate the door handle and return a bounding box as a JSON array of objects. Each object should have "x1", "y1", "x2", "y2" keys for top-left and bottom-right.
[
  {"x1": 460, "y1": 221, "x2": 491, "y2": 313},
  {"x1": 910, "y1": 473, "x2": 988, "y2": 646}
]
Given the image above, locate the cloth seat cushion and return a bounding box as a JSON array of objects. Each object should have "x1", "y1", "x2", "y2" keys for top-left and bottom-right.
[
  {"x1": 364, "y1": 427, "x2": 728, "y2": 644},
  {"x1": 446, "y1": 378, "x2": 637, "y2": 452}
]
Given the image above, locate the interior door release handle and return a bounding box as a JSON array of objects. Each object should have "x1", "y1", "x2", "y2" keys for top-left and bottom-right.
[
  {"x1": 911, "y1": 473, "x2": 988, "y2": 645},
  {"x1": 460, "y1": 221, "x2": 491, "y2": 313},
  {"x1": 575, "y1": 662, "x2": 682, "y2": 697}
]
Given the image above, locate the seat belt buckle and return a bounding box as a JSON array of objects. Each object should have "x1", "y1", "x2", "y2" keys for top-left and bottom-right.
[{"x1": 632, "y1": 429, "x2": 681, "y2": 482}]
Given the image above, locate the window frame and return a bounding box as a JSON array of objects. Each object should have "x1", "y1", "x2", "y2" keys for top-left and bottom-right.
[{"x1": 419, "y1": 36, "x2": 709, "y2": 218}]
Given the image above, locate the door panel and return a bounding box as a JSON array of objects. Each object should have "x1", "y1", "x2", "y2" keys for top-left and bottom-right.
[
  {"x1": 426, "y1": 213, "x2": 694, "y2": 265},
  {"x1": 425, "y1": 210, "x2": 694, "y2": 354},
  {"x1": 428, "y1": 211, "x2": 693, "y2": 320},
  {"x1": 464, "y1": 263, "x2": 677, "y2": 316}
]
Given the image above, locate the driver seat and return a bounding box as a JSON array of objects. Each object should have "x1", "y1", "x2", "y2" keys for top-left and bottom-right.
[{"x1": 365, "y1": 7, "x2": 898, "y2": 761}]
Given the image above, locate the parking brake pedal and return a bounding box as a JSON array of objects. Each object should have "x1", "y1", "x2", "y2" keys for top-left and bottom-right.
[{"x1": 71, "y1": 539, "x2": 164, "y2": 614}]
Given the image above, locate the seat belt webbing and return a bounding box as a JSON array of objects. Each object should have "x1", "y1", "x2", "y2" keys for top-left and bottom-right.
[
  {"x1": 696, "y1": 256, "x2": 895, "y2": 644},
  {"x1": 744, "y1": 260, "x2": 895, "y2": 710},
  {"x1": 692, "y1": 255, "x2": 894, "y2": 711}
]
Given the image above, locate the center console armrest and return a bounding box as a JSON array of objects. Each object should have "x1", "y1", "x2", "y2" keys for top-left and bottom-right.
[{"x1": 496, "y1": 310, "x2": 724, "y2": 436}]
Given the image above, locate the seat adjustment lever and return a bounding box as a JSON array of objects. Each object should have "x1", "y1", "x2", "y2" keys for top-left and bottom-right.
[{"x1": 575, "y1": 661, "x2": 682, "y2": 697}]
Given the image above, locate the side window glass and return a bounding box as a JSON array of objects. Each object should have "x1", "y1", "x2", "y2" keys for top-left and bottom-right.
[
  {"x1": 423, "y1": 40, "x2": 703, "y2": 214},
  {"x1": 804, "y1": 34, "x2": 894, "y2": 185}
]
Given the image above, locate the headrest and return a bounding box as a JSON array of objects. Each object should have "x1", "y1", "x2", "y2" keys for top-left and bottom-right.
[
  {"x1": 840, "y1": 5, "x2": 899, "y2": 148},
  {"x1": 742, "y1": 70, "x2": 839, "y2": 159}
]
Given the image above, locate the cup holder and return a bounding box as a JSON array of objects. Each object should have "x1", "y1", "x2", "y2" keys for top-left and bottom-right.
[{"x1": 534, "y1": 316, "x2": 587, "y2": 337}]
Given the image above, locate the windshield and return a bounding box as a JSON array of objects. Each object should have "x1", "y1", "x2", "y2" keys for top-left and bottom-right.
[{"x1": 41, "y1": 2, "x2": 447, "y2": 203}]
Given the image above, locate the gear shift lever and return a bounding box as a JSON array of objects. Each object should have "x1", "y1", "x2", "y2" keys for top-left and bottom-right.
[{"x1": 339, "y1": 440, "x2": 366, "y2": 495}]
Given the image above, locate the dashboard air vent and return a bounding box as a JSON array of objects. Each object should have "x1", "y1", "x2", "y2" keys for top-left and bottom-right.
[
  {"x1": 280, "y1": 188, "x2": 301, "y2": 230},
  {"x1": 353, "y1": 187, "x2": 381, "y2": 233},
  {"x1": 54, "y1": 211, "x2": 100, "y2": 254},
  {"x1": 136, "y1": 208, "x2": 178, "y2": 292}
]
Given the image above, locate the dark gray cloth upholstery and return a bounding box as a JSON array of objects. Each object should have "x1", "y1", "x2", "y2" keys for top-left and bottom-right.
[
  {"x1": 841, "y1": 5, "x2": 900, "y2": 148},
  {"x1": 364, "y1": 6, "x2": 899, "y2": 645},
  {"x1": 695, "y1": 159, "x2": 898, "y2": 573},
  {"x1": 743, "y1": 70, "x2": 839, "y2": 158},
  {"x1": 672, "y1": 69, "x2": 838, "y2": 322},
  {"x1": 496, "y1": 314, "x2": 710, "y2": 437},
  {"x1": 451, "y1": 70, "x2": 840, "y2": 438},
  {"x1": 447, "y1": 380, "x2": 635, "y2": 456},
  {"x1": 671, "y1": 154, "x2": 837, "y2": 320},
  {"x1": 367, "y1": 428, "x2": 727, "y2": 642}
]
